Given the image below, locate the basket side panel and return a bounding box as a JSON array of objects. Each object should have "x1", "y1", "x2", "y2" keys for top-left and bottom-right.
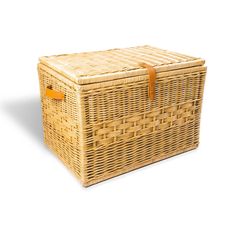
[
  {"x1": 81, "y1": 68, "x2": 206, "y2": 186},
  {"x1": 38, "y1": 64, "x2": 83, "y2": 181}
]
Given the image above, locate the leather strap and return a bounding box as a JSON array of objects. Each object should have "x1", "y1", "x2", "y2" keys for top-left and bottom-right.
[
  {"x1": 45, "y1": 87, "x2": 64, "y2": 100},
  {"x1": 139, "y1": 63, "x2": 156, "y2": 101}
]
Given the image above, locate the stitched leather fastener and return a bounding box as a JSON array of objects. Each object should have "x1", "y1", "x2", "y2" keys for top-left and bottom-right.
[{"x1": 139, "y1": 63, "x2": 156, "y2": 101}]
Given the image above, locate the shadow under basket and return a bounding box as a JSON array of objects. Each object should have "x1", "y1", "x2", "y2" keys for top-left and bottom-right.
[{"x1": 38, "y1": 45, "x2": 206, "y2": 186}]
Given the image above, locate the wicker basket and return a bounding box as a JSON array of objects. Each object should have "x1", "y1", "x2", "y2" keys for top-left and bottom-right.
[{"x1": 38, "y1": 45, "x2": 206, "y2": 186}]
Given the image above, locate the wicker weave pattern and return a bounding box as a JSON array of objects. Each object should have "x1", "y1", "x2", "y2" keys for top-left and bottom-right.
[
  {"x1": 39, "y1": 67, "x2": 82, "y2": 179},
  {"x1": 85, "y1": 122, "x2": 200, "y2": 185},
  {"x1": 89, "y1": 100, "x2": 199, "y2": 148},
  {"x1": 38, "y1": 46, "x2": 206, "y2": 186},
  {"x1": 81, "y1": 70, "x2": 204, "y2": 123},
  {"x1": 40, "y1": 45, "x2": 204, "y2": 84}
]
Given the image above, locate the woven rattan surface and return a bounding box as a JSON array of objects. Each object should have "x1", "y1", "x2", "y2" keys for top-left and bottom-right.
[
  {"x1": 40, "y1": 45, "x2": 205, "y2": 85},
  {"x1": 38, "y1": 45, "x2": 206, "y2": 186}
]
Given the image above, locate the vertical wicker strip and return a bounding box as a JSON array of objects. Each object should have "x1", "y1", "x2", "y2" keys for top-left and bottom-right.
[{"x1": 38, "y1": 45, "x2": 206, "y2": 186}]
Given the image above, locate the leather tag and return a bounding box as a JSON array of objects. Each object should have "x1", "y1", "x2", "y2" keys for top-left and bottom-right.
[{"x1": 139, "y1": 63, "x2": 156, "y2": 101}]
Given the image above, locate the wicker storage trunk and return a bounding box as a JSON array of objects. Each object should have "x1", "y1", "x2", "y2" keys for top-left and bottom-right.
[{"x1": 38, "y1": 45, "x2": 206, "y2": 186}]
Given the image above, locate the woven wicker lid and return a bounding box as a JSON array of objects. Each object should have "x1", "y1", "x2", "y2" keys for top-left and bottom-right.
[{"x1": 39, "y1": 45, "x2": 205, "y2": 85}]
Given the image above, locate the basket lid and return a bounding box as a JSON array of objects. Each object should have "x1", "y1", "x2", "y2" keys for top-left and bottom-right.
[{"x1": 39, "y1": 45, "x2": 205, "y2": 85}]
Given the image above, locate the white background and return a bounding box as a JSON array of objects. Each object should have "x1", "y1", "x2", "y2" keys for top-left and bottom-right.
[{"x1": 0, "y1": 0, "x2": 235, "y2": 235}]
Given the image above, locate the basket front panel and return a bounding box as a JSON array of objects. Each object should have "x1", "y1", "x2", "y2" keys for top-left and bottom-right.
[
  {"x1": 38, "y1": 66, "x2": 82, "y2": 179},
  {"x1": 85, "y1": 121, "x2": 199, "y2": 186},
  {"x1": 81, "y1": 70, "x2": 206, "y2": 185}
]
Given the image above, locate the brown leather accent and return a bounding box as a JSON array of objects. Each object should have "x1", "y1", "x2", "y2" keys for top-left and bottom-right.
[
  {"x1": 139, "y1": 63, "x2": 156, "y2": 101},
  {"x1": 45, "y1": 87, "x2": 64, "y2": 100}
]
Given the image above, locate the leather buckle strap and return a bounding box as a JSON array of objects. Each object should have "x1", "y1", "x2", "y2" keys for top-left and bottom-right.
[{"x1": 139, "y1": 63, "x2": 156, "y2": 101}]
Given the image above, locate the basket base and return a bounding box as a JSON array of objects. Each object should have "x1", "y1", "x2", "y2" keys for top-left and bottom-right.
[{"x1": 83, "y1": 144, "x2": 198, "y2": 187}]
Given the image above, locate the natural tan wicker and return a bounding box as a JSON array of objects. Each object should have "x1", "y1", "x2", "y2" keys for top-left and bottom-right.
[{"x1": 38, "y1": 45, "x2": 206, "y2": 186}]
